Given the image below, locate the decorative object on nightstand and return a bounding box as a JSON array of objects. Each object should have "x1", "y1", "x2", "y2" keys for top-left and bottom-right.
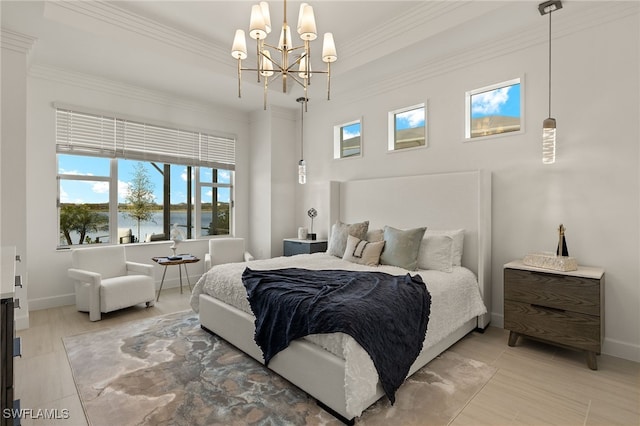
[
  {"x1": 283, "y1": 238, "x2": 328, "y2": 256},
  {"x1": 297, "y1": 227, "x2": 308, "y2": 240},
  {"x1": 503, "y1": 260, "x2": 604, "y2": 370},
  {"x1": 523, "y1": 223, "x2": 577, "y2": 271},
  {"x1": 307, "y1": 207, "x2": 317, "y2": 240},
  {"x1": 556, "y1": 223, "x2": 569, "y2": 256}
]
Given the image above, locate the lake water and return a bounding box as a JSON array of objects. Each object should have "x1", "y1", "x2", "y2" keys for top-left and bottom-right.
[{"x1": 61, "y1": 211, "x2": 215, "y2": 245}]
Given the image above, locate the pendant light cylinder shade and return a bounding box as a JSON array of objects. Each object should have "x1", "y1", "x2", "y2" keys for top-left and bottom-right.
[
  {"x1": 542, "y1": 117, "x2": 556, "y2": 164},
  {"x1": 298, "y1": 159, "x2": 307, "y2": 184},
  {"x1": 322, "y1": 33, "x2": 337, "y2": 63},
  {"x1": 231, "y1": 29, "x2": 248, "y2": 59}
]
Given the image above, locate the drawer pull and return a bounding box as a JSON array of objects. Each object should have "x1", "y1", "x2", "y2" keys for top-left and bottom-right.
[{"x1": 531, "y1": 303, "x2": 566, "y2": 314}]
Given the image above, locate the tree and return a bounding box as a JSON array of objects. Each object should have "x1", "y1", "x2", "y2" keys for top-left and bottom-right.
[
  {"x1": 124, "y1": 162, "x2": 155, "y2": 242},
  {"x1": 59, "y1": 204, "x2": 108, "y2": 245}
]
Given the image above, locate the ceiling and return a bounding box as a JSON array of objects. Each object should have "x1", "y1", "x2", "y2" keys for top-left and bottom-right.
[{"x1": 1, "y1": 1, "x2": 592, "y2": 113}]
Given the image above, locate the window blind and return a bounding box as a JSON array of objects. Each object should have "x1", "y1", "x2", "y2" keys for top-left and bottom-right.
[{"x1": 56, "y1": 108, "x2": 235, "y2": 170}]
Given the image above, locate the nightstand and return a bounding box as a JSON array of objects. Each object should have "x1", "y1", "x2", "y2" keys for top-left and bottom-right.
[
  {"x1": 283, "y1": 238, "x2": 328, "y2": 256},
  {"x1": 503, "y1": 260, "x2": 605, "y2": 370}
]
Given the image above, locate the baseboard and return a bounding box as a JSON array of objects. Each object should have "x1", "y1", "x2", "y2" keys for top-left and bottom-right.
[{"x1": 603, "y1": 337, "x2": 640, "y2": 363}]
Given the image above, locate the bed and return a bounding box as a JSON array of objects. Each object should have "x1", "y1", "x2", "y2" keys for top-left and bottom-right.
[{"x1": 190, "y1": 170, "x2": 492, "y2": 423}]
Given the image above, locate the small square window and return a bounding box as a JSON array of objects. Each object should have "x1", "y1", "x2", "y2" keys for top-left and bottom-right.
[
  {"x1": 465, "y1": 78, "x2": 522, "y2": 140},
  {"x1": 334, "y1": 119, "x2": 362, "y2": 159},
  {"x1": 388, "y1": 104, "x2": 426, "y2": 151}
]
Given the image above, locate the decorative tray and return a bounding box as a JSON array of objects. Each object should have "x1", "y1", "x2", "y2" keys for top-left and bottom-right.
[{"x1": 523, "y1": 252, "x2": 578, "y2": 272}]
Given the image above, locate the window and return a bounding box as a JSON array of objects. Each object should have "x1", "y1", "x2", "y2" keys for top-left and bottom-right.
[
  {"x1": 465, "y1": 78, "x2": 522, "y2": 139},
  {"x1": 388, "y1": 103, "x2": 426, "y2": 151},
  {"x1": 56, "y1": 108, "x2": 235, "y2": 247},
  {"x1": 333, "y1": 119, "x2": 362, "y2": 159}
]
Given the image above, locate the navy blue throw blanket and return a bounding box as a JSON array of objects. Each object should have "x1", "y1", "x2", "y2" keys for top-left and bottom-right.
[{"x1": 242, "y1": 267, "x2": 431, "y2": 404}]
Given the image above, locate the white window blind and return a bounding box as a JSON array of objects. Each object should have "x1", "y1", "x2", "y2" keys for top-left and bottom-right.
[{"x1": 56, "y1": 108, "x2": 235, "y2": 170}]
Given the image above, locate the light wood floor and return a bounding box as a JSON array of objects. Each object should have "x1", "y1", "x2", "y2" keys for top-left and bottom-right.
[{"x1": 14, "y1": 289, "x2": 640, "y2": 425}]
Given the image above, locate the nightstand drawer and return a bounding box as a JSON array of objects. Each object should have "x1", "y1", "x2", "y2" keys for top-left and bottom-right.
[
  {"x1": 504, "y1": 268, "x2": 600, "y2": 316},
  {"x1": 283, "y1": 239, "x2": 328, "y2": 256},
  {"x1": 504, "y1": 300, "x2": 600, "y2": 352}
]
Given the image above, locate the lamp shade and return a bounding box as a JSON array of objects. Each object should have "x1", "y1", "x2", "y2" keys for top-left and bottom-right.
[
  {"x1": 298, "y1": 54, "x2": 310, "y2": 78},
  {"x1": 260, "y1": 50, "x2": 274, "y2": 76},
  {"x1": 278, "y1": 23, "x2": 293, "y2": 50},
  {"x1": 259, "y1": 1, "x2": 271, "y2": 34},
  {"x1": 231, "y1": 29, "x2": 248, "y2": 59},
  {"x1": 249, "y1": 4, "x2": 267, "y2": 40},
  {"x1": 542, "y1": 117, "x2": 556, "y2": 164},
  {"x1": 322, "y1": 33, "x2": 337, "y2": 63},
  {"x1": 298, "y1": 4, "x2": 317, "y2": 41},
  {"x1": 297, "y1": 3, "x2": 308, "y2": 34}
]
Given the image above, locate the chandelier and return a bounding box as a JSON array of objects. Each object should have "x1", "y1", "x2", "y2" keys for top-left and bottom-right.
[{"x1": 231, "y1": 0, "x2": 338, "y2": 110}]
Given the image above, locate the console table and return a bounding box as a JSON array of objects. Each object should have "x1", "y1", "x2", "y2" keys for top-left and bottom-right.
[{"x1": 152, "y1": 255, "x2": 200, "y2": 301}]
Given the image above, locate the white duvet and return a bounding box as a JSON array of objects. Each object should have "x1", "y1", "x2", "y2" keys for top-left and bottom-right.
[{"x1": 190, "y1": 252, "x2": 486, "y2": 417}]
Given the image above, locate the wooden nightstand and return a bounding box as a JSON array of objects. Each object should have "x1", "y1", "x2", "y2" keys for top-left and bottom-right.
[
  {"x1": 283, "y1": 239, "x2": 328, "y2": 256},
  {"x1": 503, "y1": 260, "x2": 605, "y2": 370}
]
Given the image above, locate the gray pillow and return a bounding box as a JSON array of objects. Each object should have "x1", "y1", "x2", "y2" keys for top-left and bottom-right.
[
  {"x1": 327, "y1": 220, "x2": 369, "y2": 257},
  {"x1": 380, "y1": 225, "x2": 427, "y2": 270}
]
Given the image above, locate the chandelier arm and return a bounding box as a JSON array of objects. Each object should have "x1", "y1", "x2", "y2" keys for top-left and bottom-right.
[
  {"x1": 255, "y1": 40, "x2": 262, "y2": 83},
  {"x1": 326, "y1": 61, "x2": 331, "y2": 101}
]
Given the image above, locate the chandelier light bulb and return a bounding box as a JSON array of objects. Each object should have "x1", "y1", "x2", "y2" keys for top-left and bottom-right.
[
  {"x1": 298, "y1": 5, "x2": 317, "y2": 40},
  {"x1": 249, "y1": 4, "x2": 267, "y2": 40},
  {"x1": 322, "y1": 33, "x2": 337, "y2": 63},
  {"x1": 259, "y1": 2, "x2": 271, "y2": 34},
  {"x1": 231, "y1": 30, "x2": 248, "y2": 59}
]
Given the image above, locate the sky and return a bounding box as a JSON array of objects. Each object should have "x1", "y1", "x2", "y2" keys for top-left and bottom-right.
[
  {"x1": 58, "y1": 155, "x2": 231, "y2": 205},
  {"x1": 471, "y1": 83, "x2": 521, "y2": 118}
]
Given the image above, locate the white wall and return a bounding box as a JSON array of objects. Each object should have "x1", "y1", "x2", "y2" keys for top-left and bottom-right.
[
  {"x1": 23, "y1": 68, "x2": 252, "y2": 310},
  {"x1": 248, "y1": 106, "x2": 297, "y2": 259},
  {"x1": 294, "y1": 12, "x2": 640, "y2": 361}
]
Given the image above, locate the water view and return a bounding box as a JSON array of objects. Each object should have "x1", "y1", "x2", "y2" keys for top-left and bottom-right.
[{"x1": 60, "y1": 211, "x2": 218, "y2": 246}]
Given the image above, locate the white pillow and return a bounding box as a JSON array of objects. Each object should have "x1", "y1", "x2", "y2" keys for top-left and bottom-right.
[
  {"x1": 418, "y1": 234, "x2": 454, "y2": 272},
  {"x1": 425, "y1": 229, "x2": 464, "y2": 266},
  {"x1": 342, "y1": 234, "x2": 385, "y2": 266}
]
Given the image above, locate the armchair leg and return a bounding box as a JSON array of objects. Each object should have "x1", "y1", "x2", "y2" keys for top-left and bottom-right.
[
  {"x1": 89, "y1": 309, "x2": 101, "y2": 322},
  {"x1": 146, "y1": 301, "x2": 155, "y2": 308}
]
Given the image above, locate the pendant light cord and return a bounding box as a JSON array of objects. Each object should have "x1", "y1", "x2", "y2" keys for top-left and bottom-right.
[{"x1": 548, "y1": 10, "x2": 552, "y2": 117}]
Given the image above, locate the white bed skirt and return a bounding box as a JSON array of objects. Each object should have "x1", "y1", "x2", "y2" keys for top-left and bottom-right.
[{"x1": 199, "y1": 293, "x2": 477, "y2": 420}]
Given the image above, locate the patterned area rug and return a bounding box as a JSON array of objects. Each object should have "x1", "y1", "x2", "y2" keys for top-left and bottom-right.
[{"x1": 63, "y1": 311, "x2": 496, "y2": 426}]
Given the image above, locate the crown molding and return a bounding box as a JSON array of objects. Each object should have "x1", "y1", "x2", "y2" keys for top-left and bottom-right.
[
  {"x1": 28, "y1": 64, "x2": 246, "y2": 123},
  {"x1": 337, "y1": 1, "x2": 639, "y2": 103},
  {"x1": 43, "y1": 0, "x2": 228, "y2": 64},
  {"x1": 1, "y1": 28, "x2": 37, "y2": 54}
]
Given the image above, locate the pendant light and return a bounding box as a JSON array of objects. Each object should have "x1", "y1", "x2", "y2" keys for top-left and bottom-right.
[
  {"x1": 297, "y1": 96, "x2": 307, "y2": 184},
  {"x1": 539, "y1": 0, "x2": 562, "y2": 164}
]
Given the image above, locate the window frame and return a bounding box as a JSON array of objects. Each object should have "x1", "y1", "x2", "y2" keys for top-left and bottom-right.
[
  {"x1": 387, "y1": 102, "x2": 427, "y2": 152},
  {"x1": 333, "y1": 118, "x2": 363, "y2": 160},
  {"x1": 55, "y1": 106, "x2": 236, "y2": 247},
  {"x1": 464, "y1": 77, "x2": 524, "y2": 141}
]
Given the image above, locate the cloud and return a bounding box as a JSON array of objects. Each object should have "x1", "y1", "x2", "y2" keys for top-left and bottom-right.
[
  {"x1": 92, "y1": 181, "x2": 109, "y2": 194},
  {"x1": 59, "y1": 168, "x2": 94, "y2": 177},
  {"x1": 342, "y1": 128, "x2": 360, "y2": 140},
  {"x1": 472, "y1": 87, "x2": 511, "y2": 115},
  {"x1": 397, "y1": 108, "x2": 425, "y2": 128}
]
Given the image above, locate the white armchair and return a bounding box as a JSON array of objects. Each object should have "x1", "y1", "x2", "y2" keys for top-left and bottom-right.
[
  {"x1": 68, "y1": 245, "x2": 156, "y2": 321},
  {"x1": 204, "y1": 238, "x2": 254, "y2": 270}
]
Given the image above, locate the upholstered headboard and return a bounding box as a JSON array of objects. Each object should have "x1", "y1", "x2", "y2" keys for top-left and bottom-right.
[{"x1": 335, "y1": 170, "x2": 492, "y2": 328}]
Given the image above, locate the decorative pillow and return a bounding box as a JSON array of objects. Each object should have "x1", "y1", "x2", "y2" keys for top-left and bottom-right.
[
  {"x1": 418, "y1": 234, "x2": 454, "y2": 272},
  {"x1": 342, "y1": 234, "x2": 386, "y2": 266},
  {"x1": 425, "y1": 229, "x2": 464, "y2": 266},
  {"x1": 366, "y1": 229, "x2": 384, "y2": 242},
  {"x1": 380, "y1": 226, "x2": 426, "y2": 271},
  {"x1": 327, "y1": 220, "x2": 369, "y2": 257}
]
